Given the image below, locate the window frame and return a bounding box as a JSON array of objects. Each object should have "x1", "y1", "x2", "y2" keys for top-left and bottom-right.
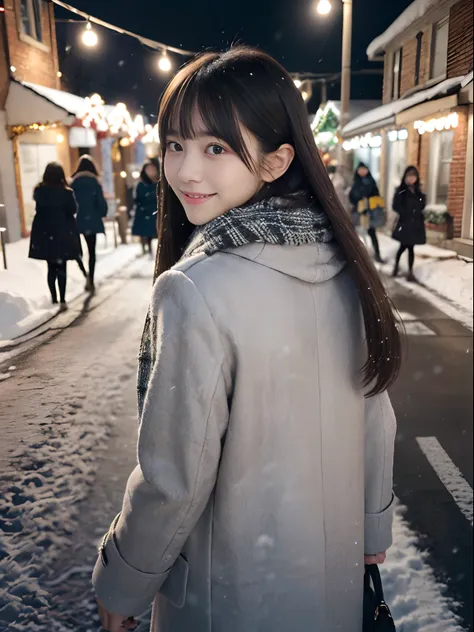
[
  {"x1": 430, "y1": 16, "x2": 449, "y2": 81},
  {"x1": 414, "y1": 32, "x2": 423, "y2": 86},
  {"x1": 428, "y1": 129, "x2": 454, "y2": 208},
  {"x1": 391, "y1": 48, "x2": 403, "y2": 100},
  {"x1": 17, "y1": 0, "x2": 49, "y2": 51}
]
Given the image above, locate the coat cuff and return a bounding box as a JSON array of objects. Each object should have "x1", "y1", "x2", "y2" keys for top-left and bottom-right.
[
  {"x1": 364, "y1": 493, "x2": 395, "y2": 555},
  {"x1": 92, "y1": 515, "x2": 169, "y2": 617}
]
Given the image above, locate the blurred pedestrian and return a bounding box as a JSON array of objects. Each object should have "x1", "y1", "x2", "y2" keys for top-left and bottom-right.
[
  {"x1": 71, "y1": 155, "x2": 108, "y2": 293},
  {"x1": 93, "y1": 47, "x2": 399, "y2": 632},
  {"x1": 28, "y1": 162, "x2": 82, "y2": 312},
  {"x1": 132, "y1": 160, "x2": 159, "y2": 256},
  {"x1": 392, "y1": 166, "x2": 426, "y2": 282},
  {"x1": 327, "y1": 162, "x2": 350, "y2": 212},
  {"x1": 349, "y1": 162, "x2": 385, "y2": 263}
]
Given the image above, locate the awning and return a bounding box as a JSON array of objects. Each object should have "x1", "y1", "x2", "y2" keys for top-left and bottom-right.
[
  {"x1": 341, "y1": 75, "x2": 466, "y2": 138},
  {"x1": 5, "y1": 80, "x2": 87, "y2": 127}
]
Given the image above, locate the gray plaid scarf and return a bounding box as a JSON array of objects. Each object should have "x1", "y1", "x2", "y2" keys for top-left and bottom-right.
[{"x1": 137, "y1": 195, "x2": 333, "y2": 411}]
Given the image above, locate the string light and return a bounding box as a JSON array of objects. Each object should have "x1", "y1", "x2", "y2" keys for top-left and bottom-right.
[
  {"x1": 316, "y1": 0, "x2": 332, "y2": 16},
  {"x1": 82, "y1": 21, "x2": 98, "y2": 47},
  {"x1": 414, "y1": 113, "x2": 459, "y2": 135},
  {"x1": 158, "y1": 51, "x2": 172, "y2": 73}
]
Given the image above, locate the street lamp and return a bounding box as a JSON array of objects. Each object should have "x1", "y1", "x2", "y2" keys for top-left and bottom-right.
[
  {"x1": 82, "y1": 21, "x2": 98, "y2": 47},
  {"x1": 316, "y1": 0, "x2": 332, "y2": 15},
  {"x1": 315, "y1": 0, "x2": 352, "y2": 175}
]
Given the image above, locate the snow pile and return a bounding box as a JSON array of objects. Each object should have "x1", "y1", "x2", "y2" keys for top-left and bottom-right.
[
  {"x1": 383, "y1": 503, "x2": 464, "y2": 631},
  {"x1": 342, "y1": 76, "x2": 465, "y2": 137},
  {"x1": 0, "y1": 227, "x2": 142, "y2": 343},
  {"x1": 377, "y1": 234, "x2": 473, "y2": 323},
  {"x1": 367, "y1": 0, "x2": 439, "y2": 59}
]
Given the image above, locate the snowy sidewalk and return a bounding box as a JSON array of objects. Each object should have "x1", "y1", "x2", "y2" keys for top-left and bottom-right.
[
  {"x1": 375, "y1": 233, "x2": 473, "y2": 329},
  {"x1": 0, "y1": 225, "x2": 143, "y2": 343}
]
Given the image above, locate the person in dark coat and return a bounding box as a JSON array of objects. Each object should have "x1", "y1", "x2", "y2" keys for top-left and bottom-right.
[
  {"x1": 349, "y1": 163, "x2": 384, "y2": 263},
  {"x1": 132, "y1": 161, "x2": 159, "y2": 255},
  {"x1": 70, "y1": 155, "x2": 108, "y2": 292},
  {"x1": 29, "y1": 162, "x2": 82, "y2": 311},
  {"x1": 392, "y1": 166, "x2": 426, "y2": 282}
]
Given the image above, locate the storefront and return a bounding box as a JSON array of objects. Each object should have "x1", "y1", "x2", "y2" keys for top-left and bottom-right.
[
  {"x1": 342, "y1": 132, "x2": 383, "y2": 183},
  {"x1": 385, "y1": 128, "x2": 408, "y2": 226}
]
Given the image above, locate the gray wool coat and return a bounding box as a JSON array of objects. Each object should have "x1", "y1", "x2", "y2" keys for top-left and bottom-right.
[{"x1": 93, "y1": 241, "x2": 396, "y2": 632}]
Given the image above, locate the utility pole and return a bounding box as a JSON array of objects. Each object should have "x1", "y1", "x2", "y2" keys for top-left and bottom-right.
[{"x1": 337, "y1": 0, "x2": 353, "y2": 178}]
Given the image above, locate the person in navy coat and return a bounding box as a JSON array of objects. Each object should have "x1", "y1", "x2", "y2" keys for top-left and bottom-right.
[
  {"x1": 70, "y1": 155, "x2": 108, "y2": 292},
  {"x1": 132, "y1": 160, "x2": 160, "y2": 255}
]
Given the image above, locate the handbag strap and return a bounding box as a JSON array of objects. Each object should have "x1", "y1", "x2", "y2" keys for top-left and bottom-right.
[{"x1": 365, "y1": 564, "x2": 386, "y2": 604}]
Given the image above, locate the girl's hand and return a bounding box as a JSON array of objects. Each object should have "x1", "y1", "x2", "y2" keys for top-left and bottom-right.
[
  {"x1": 97, "y1": 600, "x2": 137, "y2": 631},
  {"x1": 364, "y1": 552, "x2": 386, "y2": 565}
]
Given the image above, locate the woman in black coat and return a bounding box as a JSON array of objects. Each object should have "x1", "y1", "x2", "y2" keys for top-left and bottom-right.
[
  {"x1": 392, "y1": 166, "x2": 426, "y2": 282},
  {"x1": 29, "y1": 162, "x2": 82, "y2": 310},
  {"x1": 349, "y1": 163, "x2": 384, "y2": 263}
]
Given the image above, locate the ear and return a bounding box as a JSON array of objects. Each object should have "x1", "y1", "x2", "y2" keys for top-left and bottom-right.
[{"x1": 260, "y1": 144, "x2": 295, "y2": 183}]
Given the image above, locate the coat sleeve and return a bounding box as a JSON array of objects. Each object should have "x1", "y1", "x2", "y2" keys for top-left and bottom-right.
[
  {"x1": 349, "y1": 184, "x2": 359, "y2": 205},
  {"x1": 96, "y1": 182, "x2": 109, "y2": 217},
  {"x1": 392, "y1": 189, "x2": 402, "y2": 214},
  {"x1": 66, "y1": 190, "x2": 78, "y2": 217},
  {"x1": 92, "y1": 270, "x2": 230, "y2": 617},
  {"x1": 364, "y1": 391, "x2": 396, "y2": 555}
]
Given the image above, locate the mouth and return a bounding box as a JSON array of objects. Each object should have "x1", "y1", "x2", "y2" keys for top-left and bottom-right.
[{"x1": 181, "y1": 191, "x2": 217, "y2": 205}]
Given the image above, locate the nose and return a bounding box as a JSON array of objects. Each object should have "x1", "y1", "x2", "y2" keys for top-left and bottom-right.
[{"x1": 177, "y1": 148, "x2": 203, "y2": 184}]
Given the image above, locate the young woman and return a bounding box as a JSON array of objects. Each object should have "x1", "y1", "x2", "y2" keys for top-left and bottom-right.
[
  {"x1": 93, "y1": 47, "x2": 400, "y2": 632},
  {"x1": 132, "y1": 160, "x2": 160, "y2": 256},
  {"x1": 29, "y1": 162, "x2": 82, "y2": 311},
  {"x1": 71, "y1": 155, "x2": 108, "y2": 292},
  {"x1": 349, "y1": 163, "x2": 384, "y2": 263},
  {"x1": 392, "y1": 166, "x2": 426, "y2": 282}
]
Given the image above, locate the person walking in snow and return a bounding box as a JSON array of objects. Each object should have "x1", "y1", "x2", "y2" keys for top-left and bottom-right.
[
  {"x1": 349, "y1": 162, "x2": 385, "y2": 263},
  {"x1": 392, "y1": 166, "x2": 426, "y2": 282},
  {"x1": 132, "y1": 160, "x2": 159, "y2": 256},
  {"x1": 28, "y1": 162, "x2": 82, "y2": 312},
  {"x1": 93, "y1": 47, "x2": 399, "y2": 632},
  {"x1": 327, "y1": 162, "x2": 350, "y2": 213},
  {"x1": 71, "y1": 155, "x2": 108, "y2": 293}
]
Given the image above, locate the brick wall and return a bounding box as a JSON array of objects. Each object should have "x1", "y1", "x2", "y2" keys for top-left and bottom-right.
[
  {"x1": 0, "y1": 15, "x2": 10, "y2": 108},
  {"x1": 447, "y1": 0, "x2": 473, "y2": 78},
  {"x1": 448, "y1": 107, "x2": 469, "y2": 237},
  {"x1": 3, "y1": 0, "x2": 59, "y2": 89}
]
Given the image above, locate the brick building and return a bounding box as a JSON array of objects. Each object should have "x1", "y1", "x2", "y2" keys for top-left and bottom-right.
[{"x1": 341, "y1": 0, "x2": 473, "y2": 257}]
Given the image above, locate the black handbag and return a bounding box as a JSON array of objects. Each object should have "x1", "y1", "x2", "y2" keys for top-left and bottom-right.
[{"x1": 363, "y1": 564, "x2": 396, "y2": 631}]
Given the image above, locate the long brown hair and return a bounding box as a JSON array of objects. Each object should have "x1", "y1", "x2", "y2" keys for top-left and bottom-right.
[{"x1": 154, "y1": 46, "x2": 401, "y2": 396}]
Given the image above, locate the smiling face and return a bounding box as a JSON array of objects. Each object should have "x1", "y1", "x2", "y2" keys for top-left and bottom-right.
[{"x1": 163, "y1": 111, "x2": 266, "y2": 226}]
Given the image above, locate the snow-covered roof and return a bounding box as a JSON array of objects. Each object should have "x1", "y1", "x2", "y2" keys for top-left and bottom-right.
[
  {"x1": 341, "y1": 75, "x2": 464, "y2": 137},
  {"x1": 461, "y1": 72, "x2": 473, "y2": 88},
  {"x1": 22, "y1": 82, "x2": 87, "y2": 116},
  {"x1": 367, "y1": 0, "x2": 439, "y2": 59}
]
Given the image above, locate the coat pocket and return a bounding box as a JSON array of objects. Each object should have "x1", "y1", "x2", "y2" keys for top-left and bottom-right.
[{"x1": 159, "y1": 555, "x2": 189, "y2": 609}]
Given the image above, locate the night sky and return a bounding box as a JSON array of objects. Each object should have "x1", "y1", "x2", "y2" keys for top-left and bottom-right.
[{"x1": 55, "y1": 0, "x2": 413, "y2": 119}]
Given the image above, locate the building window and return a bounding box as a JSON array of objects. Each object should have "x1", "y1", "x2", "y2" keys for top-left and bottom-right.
[
  {"x1": 19, "y1": 0, "x2": 43, "y2": 42},
  {"x1": 428, "y1": 130, "x2": 453, "y2": 208},
  {"x1": 415, "y1": 32, "x2": 423, "y2": 86},
  {"x1": 431, "y1": 17, "x2": 449, "y2": 79},
  {"x1": 391, "y1": 48, "x2": 402, "y2": 100}
]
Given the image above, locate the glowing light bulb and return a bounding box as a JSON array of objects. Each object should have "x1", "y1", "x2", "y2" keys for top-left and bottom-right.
[
  {"x1": 316, "y1": 0, "x2": 332, "y2": 15},
  {"x1": 294, "y1": 79, "x2": 302, "y2": 89},
  {"x1": 82, "y1": 22, "x2": 98, "y2": 47},
  {"x1": 56, "y1": 133, "x2": 65, "y2": 144},
  {"x1": 158, "y1": 52, "x2": 172, "y2": 73},
  {"x1": 120, "y1": 171, "x2": 127, "y2": 179}
]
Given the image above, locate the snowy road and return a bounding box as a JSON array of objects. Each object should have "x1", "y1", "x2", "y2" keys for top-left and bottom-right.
[{"x1": 0, "y1": 263, "x2": 472, "y2": 631}]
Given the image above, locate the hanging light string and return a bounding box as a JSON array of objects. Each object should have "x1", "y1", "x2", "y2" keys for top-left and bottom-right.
[{"x1": 51, "y1": 0, "x2": 197, "y2": 56}]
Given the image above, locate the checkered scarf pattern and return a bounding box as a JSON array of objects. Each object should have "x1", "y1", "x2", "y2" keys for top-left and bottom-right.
[
  {"x1": 137, "y1": 195, "x2": 333, "y2": 411},
  {"x1": 181, "y1": 194, "x2": 333, "y2": 260}
]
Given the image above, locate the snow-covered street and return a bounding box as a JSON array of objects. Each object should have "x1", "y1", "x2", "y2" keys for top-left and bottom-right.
[{"x1": 0, "y1": 262, "x2": 472, "y2": 631}]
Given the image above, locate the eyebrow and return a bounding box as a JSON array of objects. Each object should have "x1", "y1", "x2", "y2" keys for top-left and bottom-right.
[{"x1": 167, "y1": 129, "x2": 219, "y2": 139}]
